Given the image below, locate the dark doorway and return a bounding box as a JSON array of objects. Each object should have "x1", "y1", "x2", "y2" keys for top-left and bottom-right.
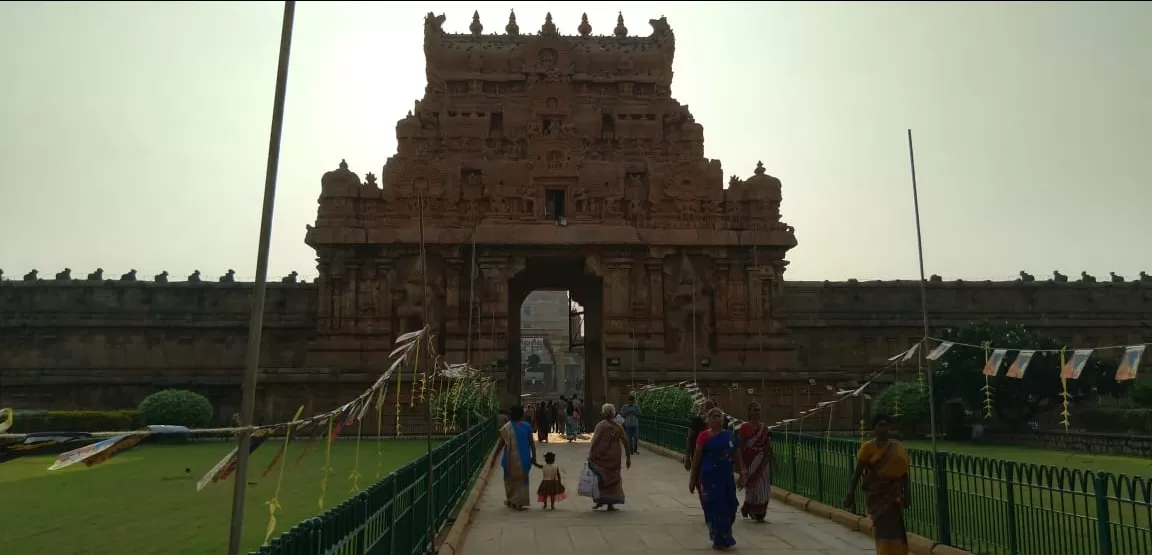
[{"x1": 506, "y1": 257, "x2": 603, "y2": 423}]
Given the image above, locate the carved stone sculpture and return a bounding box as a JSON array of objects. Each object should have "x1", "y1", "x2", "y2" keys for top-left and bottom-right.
[
  {"x1": 0, "y1": 269, "x2": 4, "y2": 281},
  {"x1": 663, "y1": 252, "x2": 714, "y2": 356},
  {"x1": 1110, "y1": 272, "x2": 1124, "y2": 283},
  {"x1": 391, "y1": 255, "x2": 446, "y2": 335},
  {"x1": 87, "y1": 268, "x2": 104, "y2": 281},
  {"x1": 1052, "y1": 271, "x2": 1068, "y2": 283},
  {"x1": 155, "y1": 271, "x2": 169, "y2": 283},
  {"x1": 188, "y1": 270, "x2": 202, "y2": 283},
  {"x1": 55, "y1": 268, "x2": 72, "y2": 281},
  {"x1": 220, "y1": 269, "x2": 236, "y2": 283},
  {"x1": 1140, "y1": 271, "x2": 1151, "y2": 284},
  {"x1": 282, "y1": 271, "x2": 299, "y2": 284},
  {"x1": 929, "y1": 275, "x2": 942, "y2": 282},
  {"x1": 121, "y1": 269, "x2": 137, "y2": 282},
  {"x1": 1079, "y1": 271, "x2": 1096, "y2": 283},
  {"x1": 1019, "y1": 271, "x2": 1035, "y2": 282},
  {"x1": 23, "y1": 269, "x2": 38, "y2": 282}
]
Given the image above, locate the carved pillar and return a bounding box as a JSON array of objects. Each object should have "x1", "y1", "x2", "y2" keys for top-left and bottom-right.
[
  {"x1": 374, "y1": 257, "x2": 393, "y2": 336},
  {"x1": 604, "y1": 257, "x2": 631, "y2": 338},
  {"x1": 446, "y1": 257, "x2": 464, "y2": 334},
  {"x1": 344, "y1": 261, "x2": 360, "y2": 333},
  {"x1": 645, "y1": 258, "x2": 665, "y2": 350},
  {"x1": 316, "y1": 254, "x2": 334, "y2": 331}
]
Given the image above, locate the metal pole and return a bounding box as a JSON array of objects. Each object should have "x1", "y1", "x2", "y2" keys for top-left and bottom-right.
[
  {"x1": 416, "y1": 194, "x2": 436, "y2": 554},
  {"x1": 227, "y1": 2, "x2": 295, "y2": 553},
  {"x1": 906, "y1": 129, "x2": 939, "y2": 453}
]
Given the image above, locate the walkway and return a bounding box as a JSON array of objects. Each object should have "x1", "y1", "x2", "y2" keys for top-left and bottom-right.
[{"x1": 457, "y1": 433, "x2": 876, "y2": 554}]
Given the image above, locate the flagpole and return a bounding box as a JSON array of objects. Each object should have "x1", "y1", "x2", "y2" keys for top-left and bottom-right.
[
  {"x1": 227, "y1": 2, "x2": 295, "y2": 554},
  {"x1": 906, "y1": 129, "x2": 939, "y2": 454},
  {"x1": 416, "y1": 193, "x2": 436, "y2": 555}
]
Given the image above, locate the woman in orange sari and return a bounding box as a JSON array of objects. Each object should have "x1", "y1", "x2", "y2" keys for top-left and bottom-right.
[{"x1": 844, "y1": 413, "x2": 911, "y2": 555}]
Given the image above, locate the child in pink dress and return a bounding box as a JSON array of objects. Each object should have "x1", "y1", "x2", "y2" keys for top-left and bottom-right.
[{"x1": 536, "y1": 452, "x2": 567, "y2": 509}]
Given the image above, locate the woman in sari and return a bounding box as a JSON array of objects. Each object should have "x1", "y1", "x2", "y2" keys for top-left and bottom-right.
[
  {"x1": 491, "y1": 405, "x2": 537, "y2": 510},
  {"x1": 736, "y1": 401, "x2": 775, "y2": 522},
  {"x1": 537, "y1": 401, "x2": 551, "y2": 443},
  {"x1": 690, "y1": 407, "x2": 744, "y2": 550},
  {"x1": 587, "y1": 403, "x2": 631, "y2": 510},
  {"x1": 844, "y1": 413, "x2": 912, "y2": 555},
  {"x1": 685, "y1": 399, "x2": 725, "y2": 470},
  {"x1": 562, "y1": 396, "x2": 579, "y2": 441}
]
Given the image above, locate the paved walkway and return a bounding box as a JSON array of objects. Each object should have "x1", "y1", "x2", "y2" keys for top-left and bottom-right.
[{"x1": 458, "y1": 433, "x2": 875, "y2": 554}]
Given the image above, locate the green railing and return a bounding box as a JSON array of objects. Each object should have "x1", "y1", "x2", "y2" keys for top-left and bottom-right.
[
  {"x1": 252, "y1": 417, "x2": 496, "y2": 555},
  {"x1": 639, "y1": 415, "x2": 1152, "y2": 555}
]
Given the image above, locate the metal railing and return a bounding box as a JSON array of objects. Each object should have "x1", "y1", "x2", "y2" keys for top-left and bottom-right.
[
  {"x1": 639, "y1": 415, "x2": 1152, "y2": 555},
  {"x1": 252, "y1": 416, "x2": 496, "y2": 555}
]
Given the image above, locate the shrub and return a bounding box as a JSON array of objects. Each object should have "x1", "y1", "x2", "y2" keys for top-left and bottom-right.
[
  {"x1": 873, "y1": 381, "x2": 930, "y2": 436},
  {"x1": 1079, "y1": 408, "x2": 1152, "y2": 435},
  {"x1": 1129, "y1": 380, "x2": 1152, "y2": 409},
  {"x1": 9, "y1": 410, "x2": 140, "y2": 434},
  {"x1": 137, "y1": 389, "x2": 214, "y2": 428},
  {"x1": 635, "y1": 386, "x2": 695, "y2": 420}
]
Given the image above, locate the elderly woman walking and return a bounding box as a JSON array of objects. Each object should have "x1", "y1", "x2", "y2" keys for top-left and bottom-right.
[
  {"x1": 491, "y1": 405, "x2": 537, "y2": 510},
  {"x1": 587, "y1": 403, "x2": 631, "y2": 511}
]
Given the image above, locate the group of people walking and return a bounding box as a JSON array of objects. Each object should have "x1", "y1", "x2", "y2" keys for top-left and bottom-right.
[
  {"x1": 494, "y1": 395, "x2": 912, "y2": 555},
  {"x1": 521, "y1": 396, "x2": 590, "y2": 443}
]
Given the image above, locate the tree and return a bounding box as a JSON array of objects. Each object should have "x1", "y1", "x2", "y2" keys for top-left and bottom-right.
[{"x1": 932, "y1": 321, "x2": 1123, "y2": 427}]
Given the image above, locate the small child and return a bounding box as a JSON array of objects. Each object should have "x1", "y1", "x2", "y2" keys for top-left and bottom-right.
[{"x1": 536, "y1": 452, "x2": 566, "y2": 510}]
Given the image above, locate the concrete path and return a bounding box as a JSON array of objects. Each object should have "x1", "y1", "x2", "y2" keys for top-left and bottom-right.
[{"x1": 457, "y1": 433, "x2": 876, "y2": 555}]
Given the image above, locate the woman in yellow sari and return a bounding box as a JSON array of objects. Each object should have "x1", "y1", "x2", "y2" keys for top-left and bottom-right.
[{"x1": 844, "y1": 413, "x2": 911, "y2": 555}]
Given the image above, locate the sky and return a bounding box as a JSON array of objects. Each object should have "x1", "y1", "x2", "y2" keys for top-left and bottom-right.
[{"x1": 1, "y1": 1, "x2": 1149, "y2": 283}]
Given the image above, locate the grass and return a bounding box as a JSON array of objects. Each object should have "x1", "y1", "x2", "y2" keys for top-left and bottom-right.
[
  {"x1": 0, "y1": 438, "x2": 440, "y2": 555},
  {"x1": 902, "y1": 439, "x2": 1152, "y2": 478}
]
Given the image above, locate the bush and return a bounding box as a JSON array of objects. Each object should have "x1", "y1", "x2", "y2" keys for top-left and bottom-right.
[
  {"x1": 635, "y1": 386, "x2": 696, "y2": 420},
  {"x1": 9, "y1": 410, "x2": 140, "y2": 434},
  {"x1": 1080, "y1": 408, "x2": 1152, "y2": 435},
  {"x1": 873, "y1": 381, "x2": 931, "y2": 436},
  {"x1": 1129, "y1": 380, "x2": 1152, "y2": 409},
  {"x1": 137, "y1": 389, "x2": 214, "y2": 428}
]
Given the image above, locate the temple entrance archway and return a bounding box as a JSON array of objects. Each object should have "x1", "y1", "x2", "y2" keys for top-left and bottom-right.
[{"x1": 506, "y1": 257, "x2": 603, "y2": 422}]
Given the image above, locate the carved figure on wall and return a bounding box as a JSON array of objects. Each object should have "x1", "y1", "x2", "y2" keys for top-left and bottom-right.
[
  {"x1": 1019, "y1": 271, "x2": 1035, "y2": 282},
  {"x1": 23, "y1": 269, "x2": 38, "y2": 282},
  {"x1": 1110, "y1": 272, "x2": 1125, "y2": 283},
  {"x1": 87, "y1": 268, "x2": 104, "y2": 281},
  {"x1": 1052, "y1": 271, "x2": 1068, "y2": 283},
  {"x1": 1141, "y1": 271, "x2": 1152, "y2": 283},
  {"x1": 663, "y1": 252, "x2": 714, "y2": 356},
  {"x1": 391, "y1": 254, "x2": 447, "y2": 336},
  {"x1": 120, "y1": 269, "x2": 137, "y2": 282},
  {"x1": 282, "y1": 271, "x2": 299, "y2": 284},
  {"x1": 220, "y1": 269, "x2": 236, "y2": 283},
  {"x1": 155, "y1": 271, "x2": 169, "y2": 283},
  {"x1": 929, "y1": 274, "x2": 942, "y2": 282},
  {"x1": 0, "y1": 269, "x2": 4, "y2": 281},
  {"x1": 1079, "y1": 271, "x2": 1096, "y2": 283},
  {"x1": 55, "y1": 268, "x2": 72, "y2": 281},
  {"x1": 188, "y1": 270, "x2": 202, "y2": 283}
]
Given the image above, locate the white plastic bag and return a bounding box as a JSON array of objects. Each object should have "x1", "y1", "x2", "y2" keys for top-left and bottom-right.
[{"x1": 577, "y1": 462, "x2": 599, "y2": 498}]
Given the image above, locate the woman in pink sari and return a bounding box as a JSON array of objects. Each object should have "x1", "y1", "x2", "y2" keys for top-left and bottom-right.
[{"x1": 735, "y1": 401, "x2": 776, "y2": 522}]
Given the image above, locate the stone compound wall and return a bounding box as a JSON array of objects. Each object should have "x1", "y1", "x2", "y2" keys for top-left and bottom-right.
[{"x1": 3, "y1": 275, "x2": 1149, "y2": 426}]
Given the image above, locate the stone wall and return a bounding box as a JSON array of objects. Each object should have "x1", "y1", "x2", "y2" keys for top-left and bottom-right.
[
  {"x1": 983, "y1": 429, "x2": 1152, "y2": 458},
  {"x1": 0, "y1": 280, "x2": 317, "y2": 424},
  {"x1": 2, "y1": 277, "x2": 1149, "y2": 427}
]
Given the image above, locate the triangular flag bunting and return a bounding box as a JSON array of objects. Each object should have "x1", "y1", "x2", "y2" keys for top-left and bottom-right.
[
  {"x1": 926, "y1": 341, "x2": 954, "y2": 361},
  {"x1": 983, "y1": 349, "x2": 1008, "y2": 377},
  {"x1": 1060, "y1": 349, "x2": 1094, "y2": 380},
  {"x1": 1116, "y1": 345, "x2": 1145, "y2": 381},
  {"x1": 1006, "y1": 351, "x2": 1035, "y2": 379}
]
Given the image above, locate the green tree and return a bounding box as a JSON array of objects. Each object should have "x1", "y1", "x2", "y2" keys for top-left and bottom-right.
[
  {"x1": 932, "y1": 321, "x2": 1123, "y2": 427},
  {"x1": 137, "y1": 389, "x2": 214, "y2": 428},
  {"x1": 873, "y1": 381, "x2": 930, "y2": 434}
]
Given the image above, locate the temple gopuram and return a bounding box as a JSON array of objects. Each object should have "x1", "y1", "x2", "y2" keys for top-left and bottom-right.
[
  {"x1": 305, "y1": 12, "x2": 798, "y2": 406},
  {"x1": 2, "y1": 12, "x2": 1149, "y2": 429}
]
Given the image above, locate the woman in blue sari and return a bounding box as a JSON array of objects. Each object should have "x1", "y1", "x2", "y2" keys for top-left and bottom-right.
[
  {"x1": 689, "y1": 407, "x2": 745, "y2": 550},
  {"x1": 491, "y1": 405, "x2": 537, "y2": 509}
]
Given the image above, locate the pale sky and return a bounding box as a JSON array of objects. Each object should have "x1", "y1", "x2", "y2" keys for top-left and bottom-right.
[{"x1": 1, "y1": 1, "x2": 1149, "y2": 283}]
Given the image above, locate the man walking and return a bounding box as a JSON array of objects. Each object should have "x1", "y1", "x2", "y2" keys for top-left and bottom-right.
[{"x1": 619, "y1": 395, "x2": 643, "y2": 455}]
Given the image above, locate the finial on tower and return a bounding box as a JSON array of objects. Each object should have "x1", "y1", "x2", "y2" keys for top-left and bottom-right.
[
  {"x1": 339, "y1": 159, "x2": 349, "y2": 171},
  {"x1": 578, "y1": 13, "x2": 592, "y2": 37},
  {"x1": 754, "y1": 161, "x2": 766, "y2": 176},
  {"x1": 541, "y1": 12, "x2": 557, "y2": 35},
  {"x1": 506, "y1": 10, "x2": 519, "y2": 36},
  {"x1": 614, "y1": 12, "x2": 628, "y2": 38},
  {"x1": 470, "y1": 11, "x2": 483, "y2": 36}
]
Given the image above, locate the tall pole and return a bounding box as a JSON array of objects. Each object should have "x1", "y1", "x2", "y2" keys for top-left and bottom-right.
[
  {"x1": 416, "y1": 194, "x2": 436, "y2": 555},
  {"x1": 906, "y1": 129, "x2": 939, "y2": 453},
  {"x1": 227, "y1": 3, "x2": 295, "y2": 554}
]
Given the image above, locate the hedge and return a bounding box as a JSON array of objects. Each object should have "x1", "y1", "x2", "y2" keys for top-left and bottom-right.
[{"x1": 8, "y1": 410, "x2": 140, "y2": 434}]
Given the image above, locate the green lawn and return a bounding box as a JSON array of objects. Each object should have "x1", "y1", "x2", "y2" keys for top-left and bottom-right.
[
  {"x1": 902, "y1": 439, "x2": 1152, "y2": 478},
  {"x1": 0, "y1": 439, "x2": 439, "y2": 555}
]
